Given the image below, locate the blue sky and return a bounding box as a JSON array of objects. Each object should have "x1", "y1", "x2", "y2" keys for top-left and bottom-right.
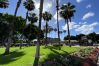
[{"x1": 0, "y1": 0, "x2": 99, "y2": 40}]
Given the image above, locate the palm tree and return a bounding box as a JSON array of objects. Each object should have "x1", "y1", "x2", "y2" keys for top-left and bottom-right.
[
  {"x1": 33, "y1": 0, "x2": 44, "y2": 66},
  {"x1": 0, "y1": 0, "x2": 9, "y2": 8},
  {"x1": 23, "y1": 0, "x2": 35, "y2": 21},
  {"x1": 28, "y1": 13, "x2": 38, "y2": 46},
  {"x1": 59, "y1": 2, "x2": 75, "y2": 47},
  {"x1": 56, "y1": 0, "x2": 61, "y2": 45},
  {"x1": 42, "y1": 11, "x2": 52, "y2": 46}
]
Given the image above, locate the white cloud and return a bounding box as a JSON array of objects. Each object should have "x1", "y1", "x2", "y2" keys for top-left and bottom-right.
[
  {"x1": 82, "y1": 12, "x2": 95, "y2": 20},
  {"x1": 76, "y1": 0, "x2": 83, "y2": 3},
  {"x1": 75, "y1": 22, "x2": 98, "y2": 34},
  {"x1": 34, "y1": 0, "x2": 53, "y2": 12},
  {"x1": 62, "y1": 21, "x2": 98, "y2": 35},
  {"x1": 86, "y1": 4, "x2": 92, "y2": 9},
  {"x1": 54, "y1": 10, "x2": 63, "y2": 21},
  {"x1": 62, "y1": 22, "x2": 80, "y2": 30},
  {"x1": 31, "y1": 0, "x2": 53, "y2": 17}
]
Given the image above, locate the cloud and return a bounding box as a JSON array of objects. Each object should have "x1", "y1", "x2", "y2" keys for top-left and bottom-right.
[
  {"x1": 32, "y1": 0, "x2": 53, "y2": 16},
  {"x1": 75, "y1": 22, "x2": 98, "y2": 34},
  {"x1": 62, "y1": 22, "x2": 80, "y2": 30},
  {"x1": 82, "y1": 12, "x2": 95, "y2": 20},
  {"x1": 86, "y1": 4, "x2": 92, "y2": 9},
  {"x1": 62, "y1": 21, "x2": 98, "y2": 35},
  {"x1": 76, "y1": 0, "x2": 83, "y2": 3},
  {"x1": 54, "y1": 10, "x2": 63, "y2": 21}
]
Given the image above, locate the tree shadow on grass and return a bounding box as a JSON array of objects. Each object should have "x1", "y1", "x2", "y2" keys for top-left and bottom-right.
[
  {"x1": 40, "y1": 48, "x2": 84, "y2": 66},
  {"x1": 0, "y1": 51, "x2": 25, "y2": 65}
]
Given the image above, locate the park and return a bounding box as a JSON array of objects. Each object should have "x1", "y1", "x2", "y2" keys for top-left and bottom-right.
[{"x1": 0, "y1": 0, "x2": 99, "y2": 66}]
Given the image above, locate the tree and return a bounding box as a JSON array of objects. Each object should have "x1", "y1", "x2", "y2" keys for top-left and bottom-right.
[
  {"x1": 43, "y1": 25, "x2": 53, "y2": 38},
  {"x1": 59, "y1": 2, "x2": 76, "y2": 47},
  {"x1": 3, "y1": 0, "x2": 22, "y2": 55},
  {"x1": 56, "y1": 0, "x2": 61, "y2": 46},
  {"x1": 23, "y1": 24, "x2": 43, "y2": 42},
  {"x1": 24, "y1": 13, "x2": 38, "y2": 45},
  {"x1": 0, "y1": 0, "x2": 9, "y2": 8},
  {"x1": 87, "y1": 32, "x2": 96, "y2": 44},
  {"x1": 76, "y1": 34, "x2": 85, "y2": 45},
  {"x1": 64, "y1": 35, "x2": 77, "y2": 40},
  {"x1": 23, "y1": 0, "x2": 35, "y2": 21},
  {"x1": 42, "y1": 11, "x2": 52, "y2": 46},
  {"x1": 0, "y1": 13, "x2": 26, "y2": 53},
  {"x1": 33, "y1": 0, "x2": 44, "y2": 66}
]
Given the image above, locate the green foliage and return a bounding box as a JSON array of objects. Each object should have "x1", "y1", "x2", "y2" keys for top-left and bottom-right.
[
  {"x1": 28, "y1": 13, "x2": 38, "y2": 24},
  {"x1": 42, "y1": 11, "x2": 52, "y2": 22},
  {"x1": 0, "y1": 13, "x2": 26, "y2": 45},
  {"x1": 0, "y1": 0, "x2": 9, "y2": 8},
  {"x1": 23, "y1": 24, "x2": 44, "y2": 41},
  {"x1": 64, "y1": 35, "x2": 77, "y2": 40},
  {"x1": 23, "y1": 0, "x2": 35, "y2": 11},
  {"x1": 59, "y1": 2, "x2": 76, "y2": 20}
]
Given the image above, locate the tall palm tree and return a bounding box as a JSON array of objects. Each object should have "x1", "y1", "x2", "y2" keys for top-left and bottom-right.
[
  {"x1": 59, "y1": 2, "x2": 75, "y2": 47},
  {"x1": 33, "y1": 0, "x2": 44, "y2": 66},
  {"x1": 0, "y1": 0, "x2": 9, "y2": 8},
  {"x1": 4, "y1": 0, "x2": 22, "y2": 55},
  {"x1": 56, "y1": 0, "x2": 61, "y2": 45},
  {"x1": 42, "y1": 11, "x2": 52, "y2": 46},
  {"x1": 23, "y1": 0, "x2": 35, "y2": 21}
]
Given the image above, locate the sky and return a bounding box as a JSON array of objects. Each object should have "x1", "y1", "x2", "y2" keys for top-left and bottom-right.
[{"x1": 0, "y1": 0, "x2": 99, "y2": 40}]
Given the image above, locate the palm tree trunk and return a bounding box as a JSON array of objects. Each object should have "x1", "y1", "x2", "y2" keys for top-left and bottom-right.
[
  {"x1": 26, "y1": 10, "x2": 28, "y2": 22},
  {"x1": 56, "y1": 0, "x2": 60, "y2": 47},
  {"x1": 45, "y1": 21, "x2": 48, "y2": 47},
  {"x1": 65, "y1": 19, "x2": 71, "y2": 47},
  {"x1": 4, "y1": 0, "x2": 22, "y2": 55},
  {"x1": 33, "y1": 0, "x2": 44, "y2": 66}
]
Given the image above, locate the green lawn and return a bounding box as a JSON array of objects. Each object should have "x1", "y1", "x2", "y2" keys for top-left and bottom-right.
[{"x1": 0, "y1": 46, "x2": 80, "y2": 66}]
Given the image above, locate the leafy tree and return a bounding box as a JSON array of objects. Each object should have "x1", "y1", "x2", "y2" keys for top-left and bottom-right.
[
  {"x1": 76, "y1": 34, "x2": 85, "y2": 45},
  {"x1": 23, "y1": 13, "x2": 38, "y2": 45},
  {"x1": 96, "y1": 34, "x2": 99, "y2": 43},
  {"x1": 42, "y1": 11, "x2": 52, "y2": 46},
  {"x1": 23, "y1": 0, "x2": 35, "y2": 21},
  {"x1": 59, "y1": 2, "x2": 76, "y2": 47},
  {"x1": 0, "y1": 0, "x2": 9, "y2": 8},
  {"x1": 64, "y1": 35, "x2": 77, "y2": 40},
  {"x1": 23, "y1": 24, "x2": 43, "y2": 41},
  {"x1": 0, "y1": 13, "x2": 26, "y2": 54},
  {"x1": 87, "y1": 32, "x2": 96, "y2": 44}
]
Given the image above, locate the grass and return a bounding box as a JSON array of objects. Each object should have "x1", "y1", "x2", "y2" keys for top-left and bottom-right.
[{"x1": 0, "y1": 46, "x2": 80, "y2": 66}]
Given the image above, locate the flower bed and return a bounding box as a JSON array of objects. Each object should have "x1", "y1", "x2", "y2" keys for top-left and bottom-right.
[
  {"x1": 79, "y1": 47, "x2": 99, "y2": 66},
  {"x1": 39, "y1": 47, "x2": 99, "y2": 66}
]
